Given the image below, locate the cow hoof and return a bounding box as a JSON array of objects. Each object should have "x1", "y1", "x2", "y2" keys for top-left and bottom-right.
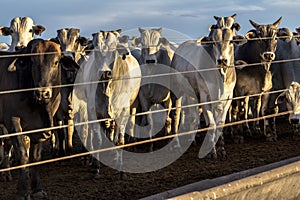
[
  {"x1": 292, "y1": 135, "x2": 300, "y2": 141},
  {"x1": 233, "y1": 135, "x2": 244, "y2": 144},
  {"x1": 205, "y1": 151, "x2": 217, "y2": 159},
  {"x1": 217, "y1": 148, "x2": 227, "y2": 161},
  {"x1": 92, "y1": 173, "x2": 101, "y2": 180},
  {"x1": 116, "y1": 171, "x2": 127, "y2": 180},
  {"x1": 17, "y1": 194, "x2": 31, "y2": 200},
  {"x1": 1, "y1": 172, "x2": 12, "y2": 182},
  {"x1": 32, "y1": 190, "x2": 47, "y2": 199}
]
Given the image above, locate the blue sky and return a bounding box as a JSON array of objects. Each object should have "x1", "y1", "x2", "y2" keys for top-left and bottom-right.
[{"x1": 0, "y1": 0, "x2": 299, "y2": 44}]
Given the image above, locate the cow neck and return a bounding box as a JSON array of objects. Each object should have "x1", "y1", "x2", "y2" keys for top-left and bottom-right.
[{"x1": 262, "y1": 62, "x2": 272, "y2": 92}]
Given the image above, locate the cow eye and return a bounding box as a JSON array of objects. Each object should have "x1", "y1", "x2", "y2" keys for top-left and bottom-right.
[
  {"x1": 29, "y1": 29, "x2": 33, "y2": 33},
  {"x1": 10, "y1": 30, "x2": 14, "y2": 34},
  {"x1": 55, "y1": 61, "x2": 59, "y2": 66}
]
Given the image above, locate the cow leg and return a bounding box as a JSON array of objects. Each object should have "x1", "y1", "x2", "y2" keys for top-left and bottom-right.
[
  {"x1": 58, "y1": 120, "x2": 67, "y2": 157},
  {"x1": 30, "y1": 142, "x2": 47, "y2": 199},
  {"x1": 164, "y1": 97, "x2": 172, "y2": 135},
  {"x1": 66, "y1": 119, "x2": 74, "y2": 155},
  {"x1": 266, "y1": 93, "x2": 278, "y2": 141},
  {"x1": 1, "y1": 139, "x2": 13, "y2": 182},
  {"x1": 11, "y1": 117, "x2": 30, "y2": 199},
  {"x1": 128, "y1": 107, "x2": 136, "y2": 140},
  {"x1": 0, "y1": 125, "x2": 13, "y2": 182},
  {"x1": 170, "y1": 94, "x2": 182, "y2": 149},
  {"x1": 242, "y1": 96, "x2": 251, "y2": 137},
  {"x1": 253, "y1": 95, "x2": 263, "y2": 137},
  {"x1": 232, "y1": 99, "x2": 245, "y2": 144},
  {"x1": 198, "y1": 108, "x2": 217, "y2": 159},
  {"x1": 90, "y1": 121, "x2": 103, "y2": 179}
]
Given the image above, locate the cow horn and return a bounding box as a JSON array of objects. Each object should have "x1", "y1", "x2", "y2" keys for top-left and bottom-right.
[
  {"x1": 7, "y1": 58, "x2": 18, "y2": 72},
  {"x1": 273, "y1": 17, "x2": 282, "y2": 28},
  {"x1": 249, "y1": 19, "x2": 259, "y2": 29},
  {"x1": 231, "y1": 13, "x2": 237, "y2": 19},
  {"x1": 213, "y1": 16, "x2": 220, "y2": 20}
]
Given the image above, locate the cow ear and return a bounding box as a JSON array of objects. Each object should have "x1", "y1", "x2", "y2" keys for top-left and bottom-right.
[
  {"x1": 0, "y1": 26, "x2": 11, "y2": 36},
  {"x1": 60, "y1": 56, "x2": 80, "y2": 71},
  {"x1": 235, "y1": 60, "x2": 248, "y2": 69},
  {"x1": 209, "y1": 24, "x2": 218, "y2": 31},
  {"x1": 7, "y1": 58, "x2": 18, "y2": 72},
  {"x1": 33, "y1": 25, "x2": 46, "y2": 36},
  {"x1": 138, "y1": 27, "x2": 146, "y2": 34},
  {"x1": 131, "y1": 36, "x2": 141, "y2": 47},
  {"x1": 232, "y1": 22, "x2": 240, "y2": 31},
  {"x1": 275, "y1": 91, "x2": 286, "y2": 106},
  {"x1": 245, "y1": 30, "x2": 257, "y2": 39},
  {"x1": 293, "y1": 32, "x2": 300, "y2": 45},
  {"x1": 156, "y1": 27, "x2": 162, "y2": 33},
  {"x1": 231, "y1": 13, "x2": 237, "y2": 19},
  {"x1": 277, "y1": 28, "x2": 292, "y2": 41},
  {"x1": 159, "y1": 37, "x2": 169, "y2": 46},
  {"x1": 114, "y1": 29, "x2": 122, "y2": 35},
  {"x1": 49, "y1": 37, "x2": 59, "y2": 44},
  {"x1": 78, "y1": 36, "x2": 89, "y2": 46},
  {"x1": 233, "y1": 35, "x2": 246, "y2": 46},
  {"x1": 197, "y1": 36, "x2": 211, "y2": 45},
  {"x1": 118, "y1": 35, "x2": 130, "y2": 43}
]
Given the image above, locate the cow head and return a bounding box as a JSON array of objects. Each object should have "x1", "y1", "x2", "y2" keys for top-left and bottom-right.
[
  {"x1": 51, "y1": 28, "x2": 89, "y2": 63},
  {"x1": 26, "y1": 39, "x2": 61, "y2": 104},
  {"x1": 245, "y1": 17, "x2": 282, "y2": 63},
  {"x1": 91, "y1": 29, "x2": 125, "y2": 81},
  {"x1": 198, "y1": 27, "x2": 245, "y2": 77},
  {"x1": 277, "y1": 28, "x2": 294, "y2": 43},
  {"x1": 0, "y1": 17, "x2": 45, "y2": 52},
  {"x1": 132, "y1": 27, "x2": 170, "y2": 64},
  {"x1": 276, "y1": 82, "x2": 300, "y2": 132},
  {"x1": 211, "y1": 13, "x2": 241, "y2": 32}
]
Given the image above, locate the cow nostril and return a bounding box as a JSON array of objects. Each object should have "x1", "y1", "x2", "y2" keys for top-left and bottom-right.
[
  {"x1": 146, "y1": 60, "x2": 156, "y2": 64},
  {"x1": 101, "y1": 71, "x2": 112, "y2": 80},
  {"x1": 270, "y1": 53, "x2": 275, "y2": 60},
  {"x1": 43, "y1": 91, "x2": 51, "y2": 99},
  {"x1": 263, "y1": 52, "x2": 275, "y2": 61},
  {"x1": 217, "y1": 59, "x2": 227, "y2": 65},
  {"x1": 291, "y1": 118, "x2": 299, "y2": 124}
]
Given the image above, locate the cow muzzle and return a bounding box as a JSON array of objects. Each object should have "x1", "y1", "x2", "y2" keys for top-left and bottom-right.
[
  {"x1": 217, "y1": 58, "x2": 228, "y2": 66},
  {"x1": 15, "y1": 45, "x2": 25, "y2": 52},
  {"x1": 262, "y1": 52, "x2": 275, "y2": 61},
  {"x1": 291, "y1": 118, "x2": 299, "y2": 125},
  {"x1": 35, "y1": 87, "x2": 53, "y2": 103}
]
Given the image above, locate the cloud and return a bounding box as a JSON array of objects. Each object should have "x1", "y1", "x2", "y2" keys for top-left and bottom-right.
[{"x1": 263, "y1": 0, "x2": 300, "y2": 7}]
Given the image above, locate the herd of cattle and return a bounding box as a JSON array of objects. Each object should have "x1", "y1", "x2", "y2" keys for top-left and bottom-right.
[{"x1": 0, "y1": 14, "x2": 300, "y2": 199}]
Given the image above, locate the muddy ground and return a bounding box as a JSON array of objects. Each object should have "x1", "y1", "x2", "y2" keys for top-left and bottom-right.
[{"x1": 1, "y1": 117, "x2": 300, "y2": 200}]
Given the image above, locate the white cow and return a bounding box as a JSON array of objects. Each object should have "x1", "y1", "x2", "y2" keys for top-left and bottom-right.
[
  {"x1": 0, "y1": 16, "x2": 45, "y2": 51},
  {"x1": 73, "y1": 30, "x2": 141, "y2": 177},
  {"x1": 131, "y1": 28, "x2": 176, "y2": 149},
  {"x1": 170, "y1": 26, "x2": 245, "y2": 159}
]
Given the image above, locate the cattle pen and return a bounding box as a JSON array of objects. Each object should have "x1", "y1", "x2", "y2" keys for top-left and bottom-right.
[{"x1": 1, "y1": 33, "x2": 300, "y2": 200}]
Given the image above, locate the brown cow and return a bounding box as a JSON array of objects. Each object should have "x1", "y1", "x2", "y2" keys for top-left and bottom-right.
[{"x1": 0, "y1": 39, "x2": 79, "y2": 199}]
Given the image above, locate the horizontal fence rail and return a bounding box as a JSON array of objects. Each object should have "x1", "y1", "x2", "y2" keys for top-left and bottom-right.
[{"x1": 0, "y1": 110, "x2": 293, "y2": 173}]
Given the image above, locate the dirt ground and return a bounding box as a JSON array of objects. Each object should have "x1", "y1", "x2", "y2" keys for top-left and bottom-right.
[{"x1": 1, "y1": 117, "x2": 300, "y2": 200}]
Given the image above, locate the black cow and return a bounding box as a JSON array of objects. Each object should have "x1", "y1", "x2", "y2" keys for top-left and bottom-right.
[
  {"x1": 0, "y1": 39, "x2": 79, "y2": 199},
  {"x1": 50, "y1": 28, "x2": 89, "y2": 157},
  {"x1": 232, "y1": 17, "x2": 282, "y2": 142}
]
